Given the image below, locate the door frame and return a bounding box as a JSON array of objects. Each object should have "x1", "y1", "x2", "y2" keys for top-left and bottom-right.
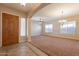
[{"x1": 2, "y1": 13, "x2": 19, "y2": 46}]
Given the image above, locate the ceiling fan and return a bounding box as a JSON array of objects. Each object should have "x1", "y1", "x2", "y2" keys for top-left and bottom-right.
[{"x1": 37, "y1": 18, "x2": 45, "y2": 23}]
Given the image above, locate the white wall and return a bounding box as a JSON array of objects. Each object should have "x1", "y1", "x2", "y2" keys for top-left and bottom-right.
[
  {"x1": 0, "y1": 5, "x2": 27, "y2": 47},
  {"x1": 31, "y1": 21, "x2": 42, "y2": 36},
  {"x1": 0, "y1": 5, "x2": 26, "y2": 17}
]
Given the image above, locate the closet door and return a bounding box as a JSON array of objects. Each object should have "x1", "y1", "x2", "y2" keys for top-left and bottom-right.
[{"x1": 2, "y1": 13, "x2": 19, "y2": 46}]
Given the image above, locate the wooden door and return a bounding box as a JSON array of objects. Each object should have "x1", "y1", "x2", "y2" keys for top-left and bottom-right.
[{"x1": 2, "y1": 13, "x2": 19, "y2": 46}]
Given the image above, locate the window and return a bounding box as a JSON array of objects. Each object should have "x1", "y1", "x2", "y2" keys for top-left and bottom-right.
[
  {"x1": 20, "y1": 18, "x2": 26, "y2": 36},
  {"x1": 67, "y1": 21, "x2": 76, "y2": 34},
  {"x1": 60, "y1": 21, "x2": 76, "y2": 34},
  {"x1": 45, "y1": 24, "x2": 53, "y2": 32},
  {"x1": 60, "y1": 23, "x2": 67, "y2": 33}
]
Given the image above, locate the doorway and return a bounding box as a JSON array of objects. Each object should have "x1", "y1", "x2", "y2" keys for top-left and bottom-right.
[{"x1": 2, "y1": 13, "x2": 19, "y2": 46}]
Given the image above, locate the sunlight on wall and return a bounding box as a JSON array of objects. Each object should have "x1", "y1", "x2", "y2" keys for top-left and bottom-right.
[{"x1": 20, "y1": 18, "x2": 26, "y2": 36}]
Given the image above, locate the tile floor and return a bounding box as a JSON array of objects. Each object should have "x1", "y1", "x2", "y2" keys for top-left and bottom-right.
[{"x1": 0, "y1": 42, "x2": 47, "y2": 56}]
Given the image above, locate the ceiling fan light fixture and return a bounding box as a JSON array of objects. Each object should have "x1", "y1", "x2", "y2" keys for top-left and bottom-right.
[
  {"x1": 20, "y1": 3, "x2": 26, "y2": 6},
  {"x1": 40, "y1": 18, "x2": 44, "y2": 22},
  {"x1": 58, "y1": 20, "x2": 67, "y2": 23}
]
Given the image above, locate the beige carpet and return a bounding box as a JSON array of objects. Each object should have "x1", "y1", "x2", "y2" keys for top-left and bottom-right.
[{"x1": 31, "y1": 35, "x2": 79, "y2": 56}]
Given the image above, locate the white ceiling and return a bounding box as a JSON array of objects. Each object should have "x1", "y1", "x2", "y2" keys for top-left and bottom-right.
[
  {"x1": 32, "y1": 3, "x2": 79, "y2": 22},
  {"x1": 1, "y1": 3, "x2": 79, "y2": 22},
  {"x1": 0, "y1": 3, "x2": 40, "y2": 13}
]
